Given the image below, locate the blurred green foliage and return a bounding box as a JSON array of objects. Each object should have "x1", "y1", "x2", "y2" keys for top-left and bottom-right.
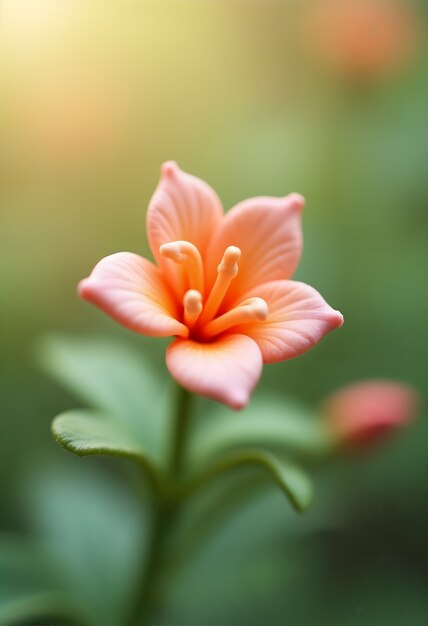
[{"x1": 0, "y1": 1, "x2": 427, "y2": 624}]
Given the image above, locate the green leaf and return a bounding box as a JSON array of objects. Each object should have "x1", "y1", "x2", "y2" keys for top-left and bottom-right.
[
  {"x1": 183, "y1": 448, "x2": 313, "y2": 512},
  {"x1": 160, "y1": 487, "x2": 322, "y2": 626},
  {"x1": 0, "y1": 592, "x2": 93, "y2": 626},
  {"x1": 0, "y1": 535, "x2": 94, "y2": 626},
  {"x1": 25, "y1": 464, "x2": 148, "y2": 626},
  {"x1": 181, "y1": 396, "x2": 317, "y2": 512},
  {"x1": 52, "y1": 409, "x2": 163, "y2": 492},
  {"x1": 188, "y1": 395, "x2": 332, "y2": 467},
  {"x1": 36, "y1": 334, "x2": 170, "y2": 460}
]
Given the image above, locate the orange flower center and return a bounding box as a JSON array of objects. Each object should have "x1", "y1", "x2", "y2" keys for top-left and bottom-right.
[{"x1": 160, "y1": 241, "x2": 268, "y2": 340}]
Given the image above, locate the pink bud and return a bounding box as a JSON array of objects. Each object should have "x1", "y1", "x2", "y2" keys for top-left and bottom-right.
[{"x1": 322, "y1": 381, "x2": 419, "y2": 447}]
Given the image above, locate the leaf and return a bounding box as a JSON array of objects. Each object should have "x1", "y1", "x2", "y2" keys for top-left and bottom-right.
[
  {"x1": 51, "y1": 409, "x2": 163, "y2": 492},
  {"x1": 24, "y1": 464, "x2": 149, "y2": 626},
  {"x1": 0, "y1": 592, "x2": 93, "y2": 626},
  {"x1": 188, "y1": 395, "x2": 332, "y2": 467},
  {"x1": 181, "y1": 396, "x2": 317, "y2": 513},
  {"x1": 0, "y1": 535, "x2": 94, "y2": 626},
  {"x1": 183, "y1": 448, "x2": 313, "y2": 512},
  {"x1": 36, "y1": 334, "x2": 170, "y2": 460},
  {"x1": 159, "y1": 486, "x2": 324, "y2": 626},
  {"x1": 0, "y1": 535, "x2": 63, "y2": 601}
]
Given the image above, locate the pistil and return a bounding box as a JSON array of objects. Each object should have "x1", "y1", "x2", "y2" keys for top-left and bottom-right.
[
  {"x1": 160, "y1": 241, "x2": 204, "y2": 294},
  {"x1": 201, "y1": 297, "x2": 269, "y2": 339}
]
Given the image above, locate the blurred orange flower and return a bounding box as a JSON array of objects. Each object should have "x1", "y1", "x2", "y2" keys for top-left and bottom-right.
[{"x1": 303, "y1": 0, "x2": 419, "y2": 79}]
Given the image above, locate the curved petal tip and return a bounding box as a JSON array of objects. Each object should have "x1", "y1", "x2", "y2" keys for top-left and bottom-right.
[
  {"x1": 332, "y1": 310, "x2": 344, "y2": 328},
  {"x1": 161, "y1": 160, "x2": 179, "y2": 177},
  {"x1": 236, "y1": 281, "x2": 344, "y2": 364},
  {"x1": 227, "y1": 389, "x2": 251, "y2": 410},
  {"x1": 77, "y1": 278, "x2": 91, "y2": 299},
  {"x1": 285, "y1": 192, "x2": 306, "y2": 212}
]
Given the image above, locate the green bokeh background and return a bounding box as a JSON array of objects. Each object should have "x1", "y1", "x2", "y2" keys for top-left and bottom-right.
[{"x1": 1, "y1": 2, "x2": 427, "y2": 624}]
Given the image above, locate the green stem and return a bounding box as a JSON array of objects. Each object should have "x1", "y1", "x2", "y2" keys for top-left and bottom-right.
[
  {"x1": 131, "y1": 384, "x2": 193, "y2": 625},
  {"x1": 168, "y1": 383, "x2": 194, "y2": 478}
]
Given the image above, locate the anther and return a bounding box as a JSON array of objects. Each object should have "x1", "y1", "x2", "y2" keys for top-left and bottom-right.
[
  {"x1": 201, "y1": 297, "x2": 269, "y2": 339},
  {"x1": 160, "y1": 241, "x2": 204, "y2": 293},
  {"x1": 197, "y1": 246, "x2": 241, "y2": 327},
  {"x1": 183, "y1": 289, "x2": 203, "y2": 327},
  {"x1": 217, "y1": 246, "x2": 241, "y2": 278}
]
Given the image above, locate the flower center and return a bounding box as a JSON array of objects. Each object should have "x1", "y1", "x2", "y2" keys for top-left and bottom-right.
[{"x1": 160, "y1": 240, "x2": 268, "y2": 340}]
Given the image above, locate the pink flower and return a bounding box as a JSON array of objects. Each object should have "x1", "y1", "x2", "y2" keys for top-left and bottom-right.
[
  {"x1": 322, "y1": 381, "x2": 419, "y2": 447},
  {"x1": 79, "y1": 162, "x2": 343, "y2": 409}
]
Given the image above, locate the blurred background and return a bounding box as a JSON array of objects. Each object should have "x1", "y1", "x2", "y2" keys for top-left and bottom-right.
[{"x1": 1, "y1": 1, "x2": 427, "y2": 624}]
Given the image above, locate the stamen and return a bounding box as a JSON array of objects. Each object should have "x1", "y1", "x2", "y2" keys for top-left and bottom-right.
[
  {"x1": 159, "y1": 241, "x2": 204, "y2": 293},
  {"x1": 201, "y1": 297, "x2": 268, "y2": 339},
  {"x1": 197, "y1": 246, "x2": 241, "y2": 327},
  {"x1": 183, "y1": 289, "x2": 203, "y2": 327}
]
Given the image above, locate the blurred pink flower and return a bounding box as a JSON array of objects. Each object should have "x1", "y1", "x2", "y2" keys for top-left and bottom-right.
[
  {"x1": 79, "y1": 162, "x2": 343, "y2": 408},
  {"x1": 322, "y1": 381, "x2": 419, "y2": 447},
  {"x1": 303, "y1": 0, "x2": 419, "y2": 79}
]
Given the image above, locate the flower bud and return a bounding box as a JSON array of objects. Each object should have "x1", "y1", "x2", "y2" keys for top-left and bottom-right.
[{"x1": 322, "y1": 381, "x2": 419, "y2": 448}]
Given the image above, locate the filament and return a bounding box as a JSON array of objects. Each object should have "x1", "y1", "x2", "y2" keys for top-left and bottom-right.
[
  {"x1": 201, "y1": 297, "x2": 268, "y2": 339},
  {"x1": 197, "y1": 246, "x2": 241, "y2": 327},
  {"x1": 160, "y1": 241, "x2": 204, "y2": 294}
]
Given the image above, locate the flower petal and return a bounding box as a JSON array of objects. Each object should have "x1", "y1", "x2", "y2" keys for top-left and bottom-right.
[
  {"x1": 166, "y1": 334, "x2": 263, "y2": 409},
  {"x1": 79, "y1": 252, "x2": 188, "y2": 337},
  {"x1": 206, "y1": 194, "x2": 304, "y2": 309},
  {"x1": 147, "y1": 161, "x2": 223, "y2": 295},
  {"x1": 234, "y1": 280, "x2": 343, "y2": 363}
]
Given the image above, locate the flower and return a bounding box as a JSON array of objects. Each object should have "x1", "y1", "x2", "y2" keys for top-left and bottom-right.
[
  {"x1": 322, "y1": 380, "x2": 419, "y2": 447},
  {"x1": 303, "y1": 0, "x2": 419, "y2": 80},
  {"x1": 79, "y1": 162, "x2": 343, "y2": 408}
]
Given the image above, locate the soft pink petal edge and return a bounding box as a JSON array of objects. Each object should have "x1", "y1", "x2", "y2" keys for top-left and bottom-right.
[
  {"x1": 166, "y1": 334, "x2": 263, "y2": 409},
  {"x1": 206, "y1": 194, "x2": 304, "y2": 309},
  {"x1": 78, "y1": 252, "x2": 188, "y2": 338},
  {"x1": 233, "y1": 280, "x2": 343, "y2": 363},
  {"x1": 146, "y1": 161, "x2": 224, "y2": 297}
]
